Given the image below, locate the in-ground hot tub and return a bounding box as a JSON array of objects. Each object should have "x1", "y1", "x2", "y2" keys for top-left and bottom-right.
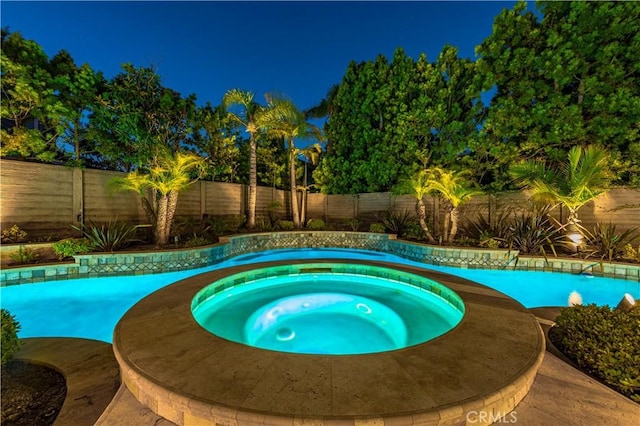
[
  {"x1": 191, "y1": 263, "x2": 465, "y2": 355},
  {"x1": 113, "y1": 259, "x2": 544, "y2": 425}
]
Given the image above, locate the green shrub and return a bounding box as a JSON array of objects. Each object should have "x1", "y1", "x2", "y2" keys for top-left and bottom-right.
[
  {"x1": 369, "y1": 223, "x2": 386, "y2": 233},
  {"x1": 52, "y1": 238, "x2": 93, "y2": 260},
  {"x1": 580, "y1": 223, "x2": 639, "y2": 261},
  {"x1": 306, "y1": 218, "x2": 326, "y2": 230},
  {"x1": 72, "y1": 219, "x2": 142, "y2": 252},
  {"x1": 551, "y1": 304, "x2": 640, "y2": 401},
  {"x1": 183, "y1": 235, "x2": 213, "y2": 248},
  {"x1": 404, "y1": 222, "x2": 425, "y2": 241},
  {"x1": 624, "y1": 244, "x2": 640, "y2": 262},
  {"x1": 255, "y1": 216, "x2": 273, "y2": 231},
  {"x1": 478, "y1": 230, "x2": 501, "y2": 249},
  {"x1": 345, "y1": 217, "x2": 360, "y2": 231},
  {"x1": 9, "y1": 246, "x2": 38, "y2": 264},
  {"x1": 205, "y1": 215, "x2": 246, "y2": 238},
  {"x1": 1, "y1": 309, "x2": 22, "y2": 366},
  {"x1": 267, "y1": 202, "x2": 282, "y2": 226},
  {"x1": 172, "y1": 217, "x2": 204, "y2": 239},
  {"x1": 1, "y1": 225, "x2": 28, "y2": 243},
  {"x1": 277, "y1": 220, "x2": 295, "y2": 230}
]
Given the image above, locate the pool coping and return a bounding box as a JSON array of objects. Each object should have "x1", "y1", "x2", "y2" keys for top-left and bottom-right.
[
  {"x1": 113, "y1": 259, "x2": 545, "y2": 426},
  {"x1": 2, "y1": 231, "x2": 639, "y2": 285}
]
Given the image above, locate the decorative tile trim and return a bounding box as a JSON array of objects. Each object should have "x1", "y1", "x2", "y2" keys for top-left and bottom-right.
[{"x1": 1, "y1": 232, "x2": 639, "y2": 286}]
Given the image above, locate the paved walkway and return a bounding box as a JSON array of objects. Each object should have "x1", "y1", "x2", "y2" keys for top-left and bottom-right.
[
  {"x1": 14, "y1": 308, "x2": 640, "y2": 426},
  {"x1": 14, "y1": 338, "x2": 120, "y2": 426}
]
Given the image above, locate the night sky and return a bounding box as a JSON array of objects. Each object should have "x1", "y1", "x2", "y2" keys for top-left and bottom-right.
[{"x1": 2, "y1": 1, "x2": 515, "y2": 119}]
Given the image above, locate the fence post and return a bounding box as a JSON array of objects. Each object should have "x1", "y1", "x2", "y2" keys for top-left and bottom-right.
[
  {"x1": 200, "y1": 181, "x2": 207, "y2": 219},
  {"x1": 324, "y1": 194, "x2": 329, "y2": 222},
  {"x1": 72, "y1": 167, "x2": 84, "y2": 226}
]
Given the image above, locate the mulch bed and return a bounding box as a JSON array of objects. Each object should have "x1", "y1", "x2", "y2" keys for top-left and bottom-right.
[{"x1": 1, "y1": 360, "x2": 66, "y2": 426}]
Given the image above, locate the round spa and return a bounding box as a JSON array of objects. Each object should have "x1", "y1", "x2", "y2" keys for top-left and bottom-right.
[
  {"x1": 113, "y1": 259, "x2": 545, "y2": 425},
  {"x1": 191, "y1": 263, "x2": 465, "y2": 355}
]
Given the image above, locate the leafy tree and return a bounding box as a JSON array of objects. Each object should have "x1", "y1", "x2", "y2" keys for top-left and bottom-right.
[
  {"x1": 89, "y1": 64, "x2": 197, "y2": 171},
  {"x1": 476, "y1": 1, "x2": 640, "y2": 187},
  {"x1": 0, "y1": 30, "x2": 65, "y2": 162},
  {"x1": 110, "y1": 151, "x2": 205, "y2": 245},
  {"x1": 192, "y1": 102, "x2": 239, "y2": 182},
  {"x1": 256, "y1": 139, "x2": 287, "y2": 189},
  {"x1": 409, "y1": 46, "x2": 486, "y2": 169},
  {"x1": 316, "y1": 55, "x2": 385, "y2": 193},
  {"x1": 49, "y1": 50, "x2": 106, "y2": 167},
  {"x1": 510, "y1": 145, "x2": 611, "y2": 231},
  {"x1": 316, "y1": 47, "x2": 485, "y2": 194},
  {"x1": 265, "y1": 95, "x2": 323, "y2": 228}
]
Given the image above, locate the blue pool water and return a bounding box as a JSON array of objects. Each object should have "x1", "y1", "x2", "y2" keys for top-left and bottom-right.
[
  {"x1": 191, "y1": 266, "x2": 463, "y2": 354},
  {"x1": 1, "y1": 248, "x2": 638, "y2": 343}
]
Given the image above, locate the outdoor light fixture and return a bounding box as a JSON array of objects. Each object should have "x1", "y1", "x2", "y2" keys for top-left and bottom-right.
[{"x1": 616, "y1": 293, "x2": 637, "y2": 312}]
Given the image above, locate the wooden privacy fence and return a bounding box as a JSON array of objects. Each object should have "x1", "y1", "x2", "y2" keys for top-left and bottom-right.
[{"x1": 1, "y1": 159, "x2": 639, "y2": 236}]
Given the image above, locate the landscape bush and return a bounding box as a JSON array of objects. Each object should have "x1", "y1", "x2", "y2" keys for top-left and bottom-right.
[
  {"x1": 9, "y1": 246, "x2": 39, "y2": 265},
  {"x1": 52, "y1": 238, "x2": 93, "y2": 260},
  {"x1": 369, "y1": 223, "x2": 385, "y2": 233},
  {"x1": 1, "y1": 309, "x2": 22, "y2": 367},
  {"x1": 624, "y1": 244, "x2": 640, "y2": 262},
  {"x1": 183, "y1": 235, "x2": 213, "y2": 248},
  {"x1": 0, "y1": 225, "x2": 28, "y2": 243},
  {"x1": 551, "y1": 304, "x2": 640, "y2": 402},
  {"x1": 277, "y1": 220, "x2": 295, "y2": 230},
  {"x1": 345, "y1": 217, "x2": 360, "y2": 231},
  {"x1": 306, "y1": 218, "x2": 326, "y2": 230}
]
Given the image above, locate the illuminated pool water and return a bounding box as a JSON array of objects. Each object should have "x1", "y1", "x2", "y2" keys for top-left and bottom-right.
[
  {"x1": 1, "y1": 248, "x2": 638, "y2": 343},
  {"x1": 191, "y1": 264, "x2": 464, "y2": 355}
]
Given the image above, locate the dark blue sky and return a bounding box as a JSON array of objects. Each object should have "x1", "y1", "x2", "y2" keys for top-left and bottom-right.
[{"x1": 2, "y1": 1, "x2": 515, "y2": 112}]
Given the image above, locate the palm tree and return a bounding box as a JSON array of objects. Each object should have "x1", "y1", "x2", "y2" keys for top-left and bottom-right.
[
  {"x1": 111, "y1": 151, "x2": 204, "y2": 245},
  {"x1": 222, "y1": 89, "x2": 268, "y2": 228},
  {"x1": 393, "y1": 169, "x2": 437, "y2": 244},
  {"x1": 298, "y1": 143, "x2": 323, "y2": 225},
  {"x1": 266, "y1": 96, "x2": 324, "y2": 228},
  {"x1": 510, "y1": 145, "x2": 611, "y2": 230},
  {"x1": 426, "y1": 167, "x2": 483, "y2": 244},
  {"x1": 304, "y1": 84, "x2": 338, "y2": 155}
]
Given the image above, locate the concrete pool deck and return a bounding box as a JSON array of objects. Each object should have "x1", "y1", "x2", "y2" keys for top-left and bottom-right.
[{"x1": 14, "y1": 307, "x2": 639, "y2": 426}]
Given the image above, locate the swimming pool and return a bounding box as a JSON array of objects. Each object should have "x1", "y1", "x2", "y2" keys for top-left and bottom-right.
[{"x1": 1, "y1": 248, "x2": 638, "y2": 342}]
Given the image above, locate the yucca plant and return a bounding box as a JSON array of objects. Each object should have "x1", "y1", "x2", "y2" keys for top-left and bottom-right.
[
  {"x1": 580, "y1": 223, "x2": 640, "y2": 261},
  {"x1": 461, "y1": 205, "x2": 515, "y2": 247},
  {"x1": 381, "y1": 210, "x2": 416, "y2": 238},
  {"x1": 72, "y1": 219, "x2": 143, "y2": 252},
  {"x1": 503, "y1": 208, "x2": 562, "y2": 256}
]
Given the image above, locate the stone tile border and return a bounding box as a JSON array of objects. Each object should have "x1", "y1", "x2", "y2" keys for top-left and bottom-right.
[
  {"x1": 114, "y1": 260, "x2": 545, "y2": 426},
  {"x1": 1, "y1": 231, "x2": 639, "y2": 286}
]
